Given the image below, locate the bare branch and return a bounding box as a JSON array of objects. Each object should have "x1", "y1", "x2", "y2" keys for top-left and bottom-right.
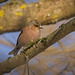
[
  {"x1": 0, "y1": 0, "x2": 75, "y2": 34},
  {"x1": 58, "y1": 40, "x2": 75, "y2": 74},
  {"x1": 56, "y1": 62, "x2": 69, "y2": 75},
  {"x1": 0, "y1": 18, "x2": 75, "y2": 74}
]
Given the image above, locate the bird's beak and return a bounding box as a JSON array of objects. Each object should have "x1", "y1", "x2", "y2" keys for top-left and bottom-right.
[{"x1": 39, "y1": 26, "x2": 43, "y2": 29}]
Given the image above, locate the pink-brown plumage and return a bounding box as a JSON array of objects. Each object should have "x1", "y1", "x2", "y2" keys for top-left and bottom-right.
[
  {"x1": 18, "y1": 25, "x2": 40, "y2": 46},
  {"x1": 8, "y1": 20, "x2": 42, "y2": 56}
]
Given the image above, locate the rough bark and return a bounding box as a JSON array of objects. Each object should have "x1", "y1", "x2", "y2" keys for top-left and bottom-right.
[
  {"x1": 0, "y1": 18, "x2": 75, "y2": 75},
  {"x1": 0, "y1": 0, "x2": 75, "y2": 34}
]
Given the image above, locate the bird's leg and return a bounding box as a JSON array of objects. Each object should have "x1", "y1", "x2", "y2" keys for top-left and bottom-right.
[
  {"x1": 33, "y1": 38, "x2": 41, "y2": 48},
  {"x1": 36, "y1": 38, "x2": 41, "y2": 43},
  {"x1": 24, "y1": 39, "x2": 41, "y2": 52},
  {"x1": 24, "y1": 42, "x2": 35, "y2": 52}
]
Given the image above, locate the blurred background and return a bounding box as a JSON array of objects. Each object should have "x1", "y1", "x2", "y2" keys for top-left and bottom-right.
[{"x1": 0, "y1": 0, "x2": 75, "y2": 75}]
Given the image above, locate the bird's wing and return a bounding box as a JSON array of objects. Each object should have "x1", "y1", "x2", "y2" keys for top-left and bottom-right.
[{"x1": 16, "y1": 29, "x2": 23, "y2": 46}]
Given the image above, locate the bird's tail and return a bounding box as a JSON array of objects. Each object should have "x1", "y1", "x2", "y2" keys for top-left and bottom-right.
[{"x1": 8, "y1": 45, "x2": 21, "y2": 56}]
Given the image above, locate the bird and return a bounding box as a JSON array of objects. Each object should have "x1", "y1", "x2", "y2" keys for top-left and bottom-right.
[{"x1": 8, "y1": 20, "x2": 43, "y2": 56}]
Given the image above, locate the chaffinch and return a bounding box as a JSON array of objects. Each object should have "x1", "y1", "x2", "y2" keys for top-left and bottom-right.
[{"x1": 8, "y1": 20, "x2": 43, "y2": 56}]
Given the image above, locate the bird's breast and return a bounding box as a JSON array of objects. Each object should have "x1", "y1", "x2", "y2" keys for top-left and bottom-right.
[{"x1": 18, "y1": 27, "x2": 40, "y2": 46}]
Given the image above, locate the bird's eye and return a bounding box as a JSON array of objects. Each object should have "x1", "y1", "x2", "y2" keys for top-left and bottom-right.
[{"x1": 34, "y1": 25, "x2": 38, "y2": 27}]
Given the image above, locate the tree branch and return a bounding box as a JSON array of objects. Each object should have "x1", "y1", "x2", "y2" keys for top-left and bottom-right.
[
  {"x1": 0, "y1": 0, "x2": 75, "y2": 34},
  {"x1": 0, "y1": 18, "x2": 75, "y2": 75}
]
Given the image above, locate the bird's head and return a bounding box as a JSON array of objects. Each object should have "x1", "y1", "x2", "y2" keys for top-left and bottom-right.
[{"x1": 28, "y1": 20, "x2": 43, "y2": 29}]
